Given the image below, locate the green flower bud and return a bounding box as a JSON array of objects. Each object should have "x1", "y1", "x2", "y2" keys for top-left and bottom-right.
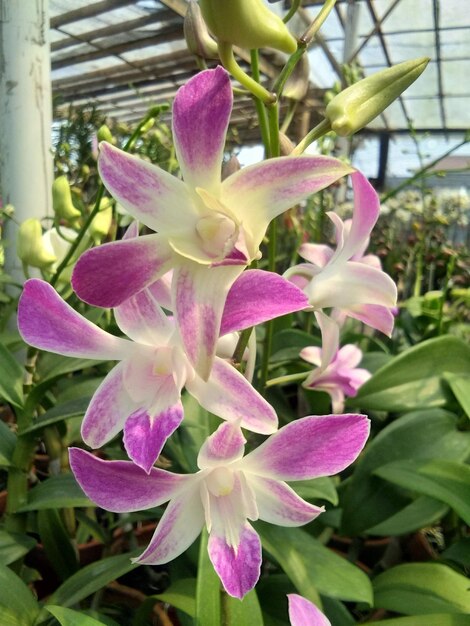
[
  {"x1": 89, "y1": 198, "x2": 112, "y2": 244},
  {"x1": 325, "y1": 57, "x2": 429, "y2": 136},
  {"x1": 17, "y1": 219, "x2": 56, "y2": 269},
  {"x1": 199, "y1": 0, "x2": 297, "y2": 54},
  {"x1": 140, "y1": 118, "x2": 155, "y2": 134},
  {"x1": 147, "y1": 103, "x2": 170, "y2": 118},
  {"x1": 97, "y1": 124, "x2": 113, "y2": 143},
  {"x1": 184, "y1": 0, "x2": 219, "y2": 59},
  {"x1": 52, "y1": 176, "x2": 81, "y2": 221}
]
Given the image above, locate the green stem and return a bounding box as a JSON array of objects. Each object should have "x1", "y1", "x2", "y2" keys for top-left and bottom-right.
[
  {"x1": 300, "y1": 0, "x2": 338, "y2": 46},
  {"x1": 232, "y1": 328, "x2": 252, "y2": 367},
  {"x1": 291, "y1": 119, "x2": 332, "y2": 155},
  {"x1": 218, "y1": 41, "x2": 276, "y2": 104},
  {"x1": 250, "y1": 50, "x2": 271, "y2": 155},
  {"x1": 283, "y1": 0, "x2": 302, "y2": 23},
  {"x1": 266, "y1": 371, "x2": 309, "y2": 387},
  {"x1": 280, "y1": 100, "x2": 298, "y2": 134},
  {"x1": 221, "y1": 588, "x2": 230, "y2": 626},
  {"x1": 273, "y1": 46, "x2": 305, "y2": 98}
]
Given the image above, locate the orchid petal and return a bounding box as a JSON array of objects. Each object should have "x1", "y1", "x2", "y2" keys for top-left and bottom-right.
[
  {"x1": 222, "y1": 156, "x2": 353, "y2": 251},
  {"x1": 136, "y1": 480, "x2": 205, "y2": 564},
  {"x1": 220, "y1": 270, "x2": 309, "y2": 336},
  {"x1": 172, "y1": 261, "x2": 242, "y2": 380},
  {"x1": 243, "y1": 414, "x2": 370, "y2": 481},
  {"x1": 69, "y1": 447, "x2": 186, "y2": 512},
  {"x1": 98, "y1": 142, "x2": 198, "y2": 233},
  {"x1": 298, "y1": 243, "x2": 334, "y2": 268},
  {"x1": 315, "y1": 312, "x2": 339, "y2": 370},
  {"x1": 307, "y1": 261, "x2": 397, "y2": 310},
  {"x1": 288, "y1": 594, "x2": 332, "y2": 626},
  {"x1": 208, "y1": 522, "x2": 262, "y2": 599},
  {"x1": 187, "y1": 357, "x2": 278, "y2": 434},
  {"x1": 197, "y1": 421, "x2": 246, "y2": 469},
  {"x1": 123, "y1": 403, "x2": 184, "y2": 474},
  {"x1": 283, "y1": 263, "x2": 317, "y2": 291},
  {"x1": 347, "y1": 303, "x2": 395, "y2": 337},
  {"x1": 81, "y1": 361, "x2": 137, "y2": 448},
  {"x1": 18, "y1": 279, "x2": 130, "y2": 360},
  {"x1": 173, "y1": 67, "x2": 232, "y2": 195},
  {"x1": 299, "y1": 346, "x2": 322, "y2": 367},
  {"x1": 250, "y1": 476, "x2": 324, "y2": 526},
  {"x1": 147, "y1": 272, "x2": 173, "y2": 311},
  {"x1": 336, "y1": 344, "x2": 363, "y2": 369},
  {"x1": 72, "y1": 234, "x2": 173, "y2": 308},
  {"x1": 114, "y1": 285, "x2": 172, "y2": 345}
]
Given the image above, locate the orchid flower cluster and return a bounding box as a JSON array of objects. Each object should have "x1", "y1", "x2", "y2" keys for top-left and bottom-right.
[{"x1": 18, "y1": 67, "x2": 397, "y2": 603}]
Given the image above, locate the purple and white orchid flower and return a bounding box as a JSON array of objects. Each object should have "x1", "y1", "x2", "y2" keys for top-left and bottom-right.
[
  {"x1": 18, "y1": 270, "x2": 308, "y2": 473},
  {"x1": 285, "y1": 171, "x2": 397, "y2": 336},
  {"x1": 71, "y1": 67, "x2": 353, "y2": 379},
  {"x1": 288, "y1": 594, "x2": 332, "y2": 626},
  {"x1": 70, "y1": 413, "x2": 370, "y2": 599},
  {"x1": 301, "y1": 313, "x2": 371, "y2": 413}
]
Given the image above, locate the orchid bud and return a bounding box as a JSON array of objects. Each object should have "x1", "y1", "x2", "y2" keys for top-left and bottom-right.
[
  {"x1": 52, "y1": 176, "x2": 81, "y2": 222},
  {"x1": 147, "y1": 103, "x2": 170, "y2": 118},
  {"x1": 17, "y1": 219, "x2": 56, "y2": 269},
  {"x1": 199, "y1": 0, "x2": 297, "y2": 54},
  {"x1": 89, "y1": 198, "x2": 112, "y2": 244},
  {"x1": 279, "y1": 132, "x2": 295, "y2": 155},
  {"x1": 140, "y1": 118, "x2": 155, "y2": 133},
  {"x1": 97, "y1": 124, "x2": 113, "y2": 143},
  {"x1": 283, "y1": 54, "x2": 310, "y2": 101},
  {"x1": 325, "y1": 57, "x2": 429, "y2": 136},
  {"x1": 222, "y1": 155, "x2": 241, "y2": 180},
  {"x1": 184, "y1": 0, "x2": 219, "y2": 59}
]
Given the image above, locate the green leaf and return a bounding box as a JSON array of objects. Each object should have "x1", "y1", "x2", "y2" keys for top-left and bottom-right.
[
  {"x1": 442, "y1": 537, "x2": 470, "y2": 569},
  {"x1": 38, "y1": 509, "x2": 79, "y2": 580},
  {"x1": 0, "y1": 419, "x2": 16, "y2": 467},
  {"x1": 367, "y1": 615, "x2": 470, "y2": 626},
  {"x1": 46, "y1": 550, "x2": 140, "y2": 607},
  {"x1": 0, "y1": 343, "x2": 24, "y2": 408},
  {"x1": 0, "y1": 530, "x2": 36, "y2": 565},
  {"x1": 0, "y1": 564, "x2": 40, "y2": 625},
  {"x1": 374, "y1": 459, "x2": 470, "y2": 525},
  {"x1": 195, "y1": 530, "x2": 220, "y2": 626},
  {"x1": 20, "y1": 396, "x2": 91, "y2": 434},
  {"x1": 37, "y1": 353, "x2": 102, "y2": 381},
  {"x1": 18, "y1": 473, "x2": 93, "y2": 511},
  {"x1": 257, "y1": 523, "x2": 373, "y2": 605},
  {"x1": 225, "y1": 589, "x2": 264, "y2": 626},
  {"x1": 46, "y1": 606, "x2": 110, "y2": 626},
  {"x1": 373, "y1": 563, "x2": 470, "y2": 614},
  {"x1": 355, "y1": 335, "x2": 470, "y2": 411},
  {"x1": 444, "y1": 372, "x2": 470, "y2": 418},
  {"x1": 366, "y1": 496, "x2": 449, "y2": 536},
  {"x1": 293, "y1": 477, "x2": 338, "y2": 506},
  {"x1": 154, "y1": 578, "x2": 196, "y2": 617},
  {"x1": 341, "y1": 409, "x2": 470, "y2": 536}
]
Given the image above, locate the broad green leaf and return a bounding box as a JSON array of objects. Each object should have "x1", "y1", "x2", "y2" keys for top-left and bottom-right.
[
  {"x1": 321, "y1": 597, "x2": 356, "y2": 626},
  {"x1": 374, "y1": 459, "x2": 470, "y2": 525},
  {"x1": 355, "y1": 335, "x2": 470, "y2": 411},
  {"x1": 47, "y1": 606, "x2": 109, "y2": 626},
  {"x1": 258, "y1": 523, "x2": 373, "y2": 605},
  {"x1": 341, "y1": 409, "x2": 470, "y2": 536},
  {"x1": 0, "y1": 419, "x2": 16, "y2": 466},
  {"x1": 0, "y1": 343, "x2": 24, "y2": 408},
  {"x1": 18, "y1": 473, "x2": 93, "y2": 511},
  {"x1": 37, "y1": 353, "x2": 102, "y2": 381},
  {"x1": 368, "y1": 615, "x2": 470, "y2": 625},
  {"x1": 373, "y1": 563, "x2": 470, "y2": 615},
  {"x1": 0, "y1": 564, "x2": 40, "y2": 625},
  {"x1": 154, "y1": 578, "x2": 196, "y2": 617},
  {"x1": 0, "y1": 530, "x2": 36, "y2": 565},
  {"x1": 196, "y1": 530, "x2": 220, "y2": 626},
  {"x1": 256, "y1": 574, "x2": 296, "y2": 626},
  {"x1": 442, "y1": 537, "x2": 470, "y2": 569},
  {"x1": 46, "y1": 550, "x2": 140, "y2": 607},
  {"x1": 444, "y1": 372, "x2": 470, "y2": 418},
  {"x1": 293, "y1": 477, "x2": 338, "y2": 506},
  {"x1": 225, "y1": 589, "x2": 264, "y2": 626},
  {"x1": 38, "y1": 509, "x2": 79, "y2": 580},
  {"x1": 21, "y1": 396, "x2": 91, "y2": 434},
  {"x1": 366, "y1": 496, "x2": 448, "y2": 536}
]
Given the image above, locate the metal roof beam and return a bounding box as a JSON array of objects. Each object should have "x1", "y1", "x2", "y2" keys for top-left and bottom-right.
[
  {"x1": 432, "y1": 0, "x2": 447, "y2": 131},
  {"x1": 51, "y1": 0, "x2": 135, "y2": 29}
]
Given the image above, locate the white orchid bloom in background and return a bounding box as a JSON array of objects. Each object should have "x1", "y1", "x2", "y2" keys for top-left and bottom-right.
[
  {"x1": 285, "y1": 171, "x2": 397, "y2": 336},
  {"x1": 70, "y1": 67, "x2": 353, "y2": 379},
  {"x1": 70, "y1": 414, "x2": 369, "y2": 599}
]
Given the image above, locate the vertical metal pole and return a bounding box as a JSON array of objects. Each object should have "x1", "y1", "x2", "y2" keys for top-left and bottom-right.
[{"x1": 0, "y1": 0, "x2": 52, "y2": 281}]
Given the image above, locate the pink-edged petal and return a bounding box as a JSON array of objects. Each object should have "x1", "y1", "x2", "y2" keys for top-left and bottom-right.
[
  {"x1": 208, "y1": 522, "x2": 262, "y2": 599},
  {"x1": 147, "y1": 272, "x2": 173, "y2": 311},
  {"x1": 172, "y1": 261, "x2": 242, "y2": 380},
  {"x1": 123, "y1": 403, "x2": 184, "y2": 474},
  {"x1": 187, "y1": 357, "x2": 278, "y2": 434},
  {"x1": 222, "y1": 156, "x2": 353, "y2": 251},
  {"x1": 298, "y1": 243, "x2": 334, "y2": 268},
  {"x1": 332, "y1": 171, "x2": 380, "y2": 264},
  {"x1": 249, "y1": 476, "x2": 324, "y2": 526},
  {"x1": 114, "y1": 285, "x2": 172, "y2": 345},
  {"x1": 336, "y1": 344, "x2": 363, "y2": 369},
  {"x1": 173, "y1": 67, "x2": 232, "y2": 195},
  {"x1": 308, "y1": 261, "x2": 397, "y2": 310},
  {"x1": 347, "y1": 303, "x2": 395, "y2": 337},
  {"x1": 98, "y1": 142, "x2": 197, "y2": 233},
  {"x1": 197, "y1": 421, "x2": 246, "y2": 469},
  {"x1": 18, "y1": 279, "x2": 130, "y2": 360},
  {"x1": 123, "y1": 220, "x2": 140, "y2": 239},
  {"x1": 81, "y1": 361, "x2": 137, "y2": 447},
  {"x1": 359, "y1": 253, "x2": 382, "y2": 269},
  {"x1": 315, "y1": 312, "x2": 339, "y2": 370},
  {"x1": 299, "y1": 346, "x2": 322, "y2": 367},
  {"x1": 288, "y1": 594, "x2": 332, "y2": 626},
  {"x1": 69, "y1": 447, "x2": 187, "y2": 512},
  {"x1": 243, "y1": 414, "x2": 370, "y2": 481},
  {"x1": 135, "y1": 480, "x2": 205, "y2": 564},
  {"x1": 283, "y1": 263, "x2": 318, "y2": 291},
  {"x1": 220, "y1": 270, "x2": 309, "y2": 336}
]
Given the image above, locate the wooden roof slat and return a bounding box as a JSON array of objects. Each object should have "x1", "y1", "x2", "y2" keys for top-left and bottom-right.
[{"x1": 50, "y1": 0, "x2": 135, "y2": 29}]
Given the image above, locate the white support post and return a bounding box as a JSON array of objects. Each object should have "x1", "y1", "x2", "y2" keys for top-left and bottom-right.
[{"x1": 0, "y1": 0, "x2": 52, "y2": 282}]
